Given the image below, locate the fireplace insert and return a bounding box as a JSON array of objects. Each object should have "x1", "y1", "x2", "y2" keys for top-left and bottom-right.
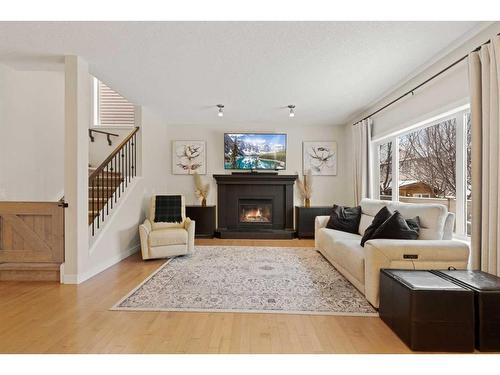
[{"x1": 239, "y1": 199, "x2": 272, "y2": 224}]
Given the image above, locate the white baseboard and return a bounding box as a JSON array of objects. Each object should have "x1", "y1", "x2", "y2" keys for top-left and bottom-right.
[{"x1": 61, "y1": 244, "x2": 140, "y2": 284}]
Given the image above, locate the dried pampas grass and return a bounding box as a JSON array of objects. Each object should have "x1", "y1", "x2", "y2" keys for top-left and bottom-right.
[
  {"x1": 297, "y1": 169, "x2": 313, "y2": 203},
  {"x1": 193, "y1": 172, "x2": 210, "y2": 205}
]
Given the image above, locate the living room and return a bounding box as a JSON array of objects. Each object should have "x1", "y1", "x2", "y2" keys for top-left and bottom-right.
[{"x1": 1, "y1": 1, "x2": 500, "y2": 373}]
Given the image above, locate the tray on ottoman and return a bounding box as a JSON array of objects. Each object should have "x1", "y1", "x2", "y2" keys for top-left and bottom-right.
[
  {"x1": 433, "y1": 270, "x2": 500, "y2": 352},
  {"x1": 379, "y1": 269, "x2": 475, "y2": 352}
]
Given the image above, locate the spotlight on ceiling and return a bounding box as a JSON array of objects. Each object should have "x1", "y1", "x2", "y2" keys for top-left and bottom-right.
[
  {"x1": 217, "y1": 104, "x2": 224, "y2": 117},
  {"x1": 288, "y1": 105, "x2": 296, "y2": 118}
]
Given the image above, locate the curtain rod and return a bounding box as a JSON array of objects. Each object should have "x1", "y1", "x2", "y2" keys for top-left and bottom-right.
[{"x1": 352, "y1": 32, "x2": 499, "y2": 126}]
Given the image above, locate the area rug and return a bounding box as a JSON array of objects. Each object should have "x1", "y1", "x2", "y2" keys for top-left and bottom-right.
[{"x1": 112, "y1": 246, "x2": 377, "y2": 316}]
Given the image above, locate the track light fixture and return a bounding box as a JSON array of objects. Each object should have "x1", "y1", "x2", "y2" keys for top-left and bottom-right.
[
  {"x1": 217, "y1": 104, "x2": 224, "y2": 117},
  {"x1": 288, "y1": 105, "x2": 296, "y2": 118}
]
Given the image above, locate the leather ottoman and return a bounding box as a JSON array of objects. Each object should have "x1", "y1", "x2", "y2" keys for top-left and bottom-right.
[
  {"x1": 433, "y1": 270, "x2": 500, "y2": 352},
  {"x1": 379, "y1": 269, "x2": 475, "y2": 352}
]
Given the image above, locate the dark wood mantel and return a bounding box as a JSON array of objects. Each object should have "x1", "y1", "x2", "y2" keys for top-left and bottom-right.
[
  {"x1": 213, "y1": 174, "x2": 297, "y2": 184},
  {"x1": 214, "y1": 173, "x2": 297, "y2": 239}
]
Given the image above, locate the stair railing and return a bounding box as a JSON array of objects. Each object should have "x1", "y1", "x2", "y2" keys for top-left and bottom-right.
[
  {"x1": 89, "y1": 126, "x2": 139, "y2": 235},
  {"x1": 89, "y1": 129, "x2": 120, "y2": 146}
]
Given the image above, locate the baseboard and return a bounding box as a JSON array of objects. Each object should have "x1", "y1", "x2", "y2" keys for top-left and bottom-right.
[{"x1": 62, "y1": 244, "x2": 140, "y2": 284}]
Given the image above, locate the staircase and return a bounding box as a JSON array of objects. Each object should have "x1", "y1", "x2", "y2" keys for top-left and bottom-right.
[
  {"x1": 88, "y1": 168, "x2": 123, "y2": 225},
  {"x1": 88, "y1": 126, "x2": 139, "y2": 235}
]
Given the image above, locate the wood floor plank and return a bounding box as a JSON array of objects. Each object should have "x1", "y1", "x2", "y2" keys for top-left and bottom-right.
[{"x1": 0, "y1": 238, "x2": 413, "y2": 353}]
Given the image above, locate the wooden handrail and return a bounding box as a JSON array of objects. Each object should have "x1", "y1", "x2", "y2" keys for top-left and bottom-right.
[
  {"x1": 89, "y1": 126, "x2": 139, "y2": 181},
  {"x1": 89, "y1": 129, "x2": 120, "y2": 145}
]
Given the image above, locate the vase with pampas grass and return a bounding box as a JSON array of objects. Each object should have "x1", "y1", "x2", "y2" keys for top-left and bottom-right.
[
  {"x1": 297, "y1": 169, "x2": 313, "y2": 207},
  {"x1": 193, "y1": 172, "x2": 210, "y2": 207}
]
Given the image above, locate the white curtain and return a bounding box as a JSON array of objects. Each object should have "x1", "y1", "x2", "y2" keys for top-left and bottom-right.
[
  {"x1": 468, "y1": 35, "x2": 500, "y2": 275},
  {"x1": 352, "y1": 118, "x2": 372, "y2": 205}
]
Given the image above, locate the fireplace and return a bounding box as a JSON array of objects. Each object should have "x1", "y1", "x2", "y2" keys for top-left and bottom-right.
[
  {"x1": 239, "y1": 199, "x2": 272, "y2": 224},
  {"x1": 214, "y1": 174, "x2": 297, "y2": 239}
]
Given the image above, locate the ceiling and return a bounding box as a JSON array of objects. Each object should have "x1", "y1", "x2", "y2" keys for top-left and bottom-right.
[{"x1": 0, "y1": 21, "x2": 483, "y2": 127}]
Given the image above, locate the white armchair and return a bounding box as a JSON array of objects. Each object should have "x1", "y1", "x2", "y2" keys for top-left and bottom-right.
[{"x1": 139, "y1": 194, "x2": 195, "y2": 260}]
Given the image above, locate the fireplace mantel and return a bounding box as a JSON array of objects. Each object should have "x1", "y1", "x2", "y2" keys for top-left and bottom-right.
[
  {"x1": 214, "y1": 173, "x2": 297, "y2": 239},
  {"x1": 213, "y1": 174, "x2": 297, "y2": 184}
]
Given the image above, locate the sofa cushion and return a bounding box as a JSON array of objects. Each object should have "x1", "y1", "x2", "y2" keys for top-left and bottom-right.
[
  {"x1": 388, "y1": 202, "x2": 446, "y2": 240},
  {"x1": 149, "y1": 228, "x2": 188, "y2": 247},
  {"x1": 326, "y1": 205, "x2": 361, "y2": 234},
  {"x1": 443, "y1": 213, "x2": 455, "y2": 240},
  {"x1": 360, "y1": 206, "x2": 392, "y2": 246},
  {"x1": 360, "y1": 198, "x2": 449, "y2": 240},
  {"x1": 370, "y1": 210, "x2": 419, "y2": 241},
  {"x1": 317, "y1": 230, "x2": 365, "y2": 284},
  {"x1": 318, "y1": 227, "x2": 362, "y2": 242}
]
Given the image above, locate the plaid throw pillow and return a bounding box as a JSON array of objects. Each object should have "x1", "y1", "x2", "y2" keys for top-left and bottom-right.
[{"x1": 154, "y1": 195, "x2": 183, "y2": 223}]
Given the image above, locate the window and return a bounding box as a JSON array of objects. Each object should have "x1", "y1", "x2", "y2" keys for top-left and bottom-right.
[
  {"x1": 466, "y1": 112, "x2": 472, "y2": 235},
  {"x1": 93, "y1": 78, "x2": 135, "y2": 127},
  {"x1": 372, "y1": 106, "x2": 471, "y2": 238},
  {"x1": 378, "y1": 142, "x2": 393, "y2": 200}
]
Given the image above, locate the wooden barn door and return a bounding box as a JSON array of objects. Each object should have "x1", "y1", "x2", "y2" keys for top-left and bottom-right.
[{"x1": 0, "y1": 202, "x2": 64, "y2": 281}]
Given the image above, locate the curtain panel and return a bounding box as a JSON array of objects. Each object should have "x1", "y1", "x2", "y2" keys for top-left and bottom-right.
[
  {"x1": 352, "y1": 118, "x2": 372, "y2": 205},
  {"x1": 468, "y1": 35, "x2": 500, "y2": 275}
]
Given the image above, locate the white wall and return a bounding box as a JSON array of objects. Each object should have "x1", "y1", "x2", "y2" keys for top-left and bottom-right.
[
  {"x1": 81, "y1": 107, "x2": 168, "y2": 282},
  {"x1": 371, "y1": 62, "x2": 469, "y2": 140},
  {"x1": 163, "y1": 123, "x2": 351, "y2": 208},
  {"x1": 351, "y1": 22, "x2": 500, "y2": 140},
  {"x1": 0, "y1": 63, "x2": 64, "y2": 201},
  {"x1": 63, "y1": 56, "x2": 90, "y2": 282},
  {"x1": 341, "y1": 23, "x2": 500, "y2": 205},
  {"x1": 88, "y1": 126, "x2": 135, "y2": 168}
]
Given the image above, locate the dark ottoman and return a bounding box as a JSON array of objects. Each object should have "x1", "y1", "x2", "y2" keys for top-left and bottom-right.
[
  {"x1": 379, "y1": 269, "x2": 474, "y2": 352},
  {"x1": 433, "y1": 270, "x2": 500, "y2": 352}
]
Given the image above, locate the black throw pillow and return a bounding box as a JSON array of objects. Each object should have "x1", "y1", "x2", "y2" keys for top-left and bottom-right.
[
  {"x1": 326, "y1": 204, "x2": 362, "y2": 234},
  {"x1": 370, "y1": 210, "x2": 419, "y2": 241},
  {"x1": 360, "y1": 206, "x2": 392, "y2": 247},
  {"x1": 405, "y1": 216, "x2": 421, "y2": 234},
  {"x1": 154, "y1": 195, "x2": 183, "y2": 223}
]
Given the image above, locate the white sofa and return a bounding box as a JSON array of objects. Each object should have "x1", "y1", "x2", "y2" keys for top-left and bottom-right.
[{"x1": 315, "y1": 198, "x2": 470, "y2": 308}]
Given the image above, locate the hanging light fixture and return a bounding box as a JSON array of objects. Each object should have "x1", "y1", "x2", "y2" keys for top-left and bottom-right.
[
  {"x1": 288, "y1": 105, "x2": 295, "y2": 118},
  {"x1": 217, "y1": 104, "x2": 224, "y2": 117}
]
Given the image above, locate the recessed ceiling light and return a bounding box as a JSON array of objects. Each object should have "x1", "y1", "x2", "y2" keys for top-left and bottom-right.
[
  {"x1": 217, "y1": 104, "x2": 224, "y2": 117},
  {"x1": 288, "y1": 105, "x2": 296, "y2": 118}
]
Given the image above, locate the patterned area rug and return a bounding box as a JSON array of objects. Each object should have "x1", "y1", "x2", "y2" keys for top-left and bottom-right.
[{"x1": 112, "y1": 246, "x2": 377, "y2": 316}]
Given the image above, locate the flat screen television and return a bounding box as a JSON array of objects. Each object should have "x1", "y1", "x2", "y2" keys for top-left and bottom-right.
[{"x1": 224, "y1": 133, "x2": 287, "y2": 170}]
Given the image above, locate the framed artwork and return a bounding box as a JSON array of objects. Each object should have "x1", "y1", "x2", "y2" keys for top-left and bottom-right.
[
  {"x1": 172, "y1": 140, "x2": 206, "y2": 175},
  {"x1": 303, "y1": 141, "x2": 337, "y2": 176}
]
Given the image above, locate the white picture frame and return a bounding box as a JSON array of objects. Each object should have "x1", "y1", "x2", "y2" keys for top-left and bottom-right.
[
  {"x1": 172, "y1": 140, "x2": 206, "y2": 175},
  {"x1": 303, "y1": 141, "x2": 337, "y2": 176}
]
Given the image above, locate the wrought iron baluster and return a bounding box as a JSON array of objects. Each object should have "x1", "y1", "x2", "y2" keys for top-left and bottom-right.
[{"x1": 101, "y1": 169, "x2": 105, "y2": 222}]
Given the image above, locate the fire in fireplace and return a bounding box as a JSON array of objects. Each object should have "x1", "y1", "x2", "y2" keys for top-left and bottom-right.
[{"x1": 239, "y1": 202, "x2": 272, "y2": 223}]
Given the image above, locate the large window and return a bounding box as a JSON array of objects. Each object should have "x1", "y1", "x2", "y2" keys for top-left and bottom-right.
[
  {"x1": 378, "y1": 141, "x2": 393, "y2": 200},
  {"x1": 93, "y1": 78, "x2": 136, "y2": 127},
  {"x1": 372, "y1": 106, "x2": 471, "y2": 238}
]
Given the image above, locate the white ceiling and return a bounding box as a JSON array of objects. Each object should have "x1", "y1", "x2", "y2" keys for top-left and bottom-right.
[{"x1": 0, "y1": 21, "x2": 482, "y2": 127}]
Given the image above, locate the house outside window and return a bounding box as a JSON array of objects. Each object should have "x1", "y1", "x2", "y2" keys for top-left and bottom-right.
[
  {"x1": 93, "y1": 78, "x2": 136, "y2": 127},
  {"x1": 372, "y1": 105, "x2": 471, "y2": 238}
]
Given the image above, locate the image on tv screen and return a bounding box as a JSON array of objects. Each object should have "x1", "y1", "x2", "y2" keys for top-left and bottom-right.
[{"x1": 224, "y1": 133, "x2": 287, "y2": 170}]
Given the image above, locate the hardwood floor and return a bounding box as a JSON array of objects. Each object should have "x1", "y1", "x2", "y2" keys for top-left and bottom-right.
[{"x1": 0, "y1": 239, "x2": 411, "y2": 354}]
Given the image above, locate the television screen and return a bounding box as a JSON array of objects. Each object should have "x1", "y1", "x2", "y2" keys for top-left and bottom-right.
[{"x1": 224, "y1": 133, "x2": 287, "y2": 170}]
